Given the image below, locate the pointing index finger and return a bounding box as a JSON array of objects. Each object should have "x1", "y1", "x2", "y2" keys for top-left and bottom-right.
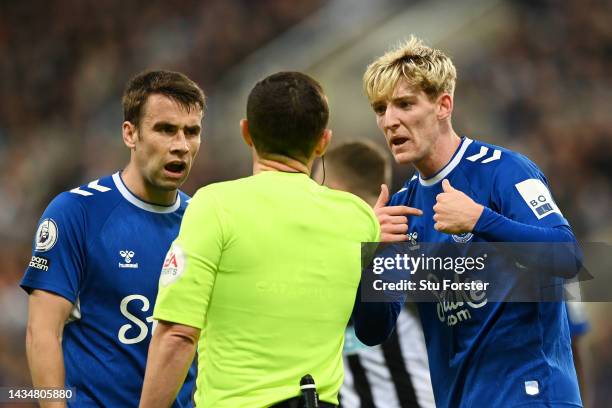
[{"x1": 380, "y1": 205, "x2": 423, "y2": 216}]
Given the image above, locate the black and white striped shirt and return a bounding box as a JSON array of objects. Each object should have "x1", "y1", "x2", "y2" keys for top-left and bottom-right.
[{"x1": 340, "y1": 307, "x2": 435, "y2": 408}]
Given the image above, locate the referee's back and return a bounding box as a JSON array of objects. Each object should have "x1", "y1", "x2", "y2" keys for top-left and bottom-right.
[{"x1": 154, "y1": 170, "x2": 379, "y2": 407}]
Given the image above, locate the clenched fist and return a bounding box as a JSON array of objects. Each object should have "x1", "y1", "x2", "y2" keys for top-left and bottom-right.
[{"x1": 433, "y1": 179, "x2": 484, "y2": 234}]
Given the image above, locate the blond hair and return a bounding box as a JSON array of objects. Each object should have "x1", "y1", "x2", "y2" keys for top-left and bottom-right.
[{"x1": 363, "y1": 36, "x2": 457, "y2": 102}]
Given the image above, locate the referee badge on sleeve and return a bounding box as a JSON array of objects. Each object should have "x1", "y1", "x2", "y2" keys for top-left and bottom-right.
[{"x1": 160, "y1": 244, "x2": 186, "y2": 286}]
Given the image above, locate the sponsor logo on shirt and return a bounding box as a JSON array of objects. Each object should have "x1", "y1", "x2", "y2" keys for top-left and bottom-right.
[
  {"x1": 119, "y1": 250, "x2": 138, "y2": 269},
  {"x1": 35, "y1": 219, "x2": 58, "y2": 252},
  {"x1": 118, "y1": 294, "x2": 156, "y2": 344},
  {"x1": 429, "y1": 273, "x2": 488, "y2": 327},
  {"x1": 29, "y1": 255, "x2": 50, "y2": 271},
  {"x1": 515, "y1": 178, "x2": 561, "y2": 220}
]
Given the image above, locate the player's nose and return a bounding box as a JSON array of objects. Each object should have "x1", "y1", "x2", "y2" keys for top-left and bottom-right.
[
  {"x1": 170, "y1": 130, "x2": 190, "y2": 154},
  {"x1": 383, "y1": 106, "x2": 401, "y2": 131}
]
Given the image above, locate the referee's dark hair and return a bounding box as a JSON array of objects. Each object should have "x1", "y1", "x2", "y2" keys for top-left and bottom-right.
[{"x1": 246, "y1": 71, "x2": 329, "y2": 163}]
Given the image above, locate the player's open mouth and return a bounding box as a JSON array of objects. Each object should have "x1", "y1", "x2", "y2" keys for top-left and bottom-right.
[
  {"x1": 164, "y1": 161, "x2": 186, "y2": 175},
  {"x1": 390, "y1": 136, "x2": 409, "y2": 146}
]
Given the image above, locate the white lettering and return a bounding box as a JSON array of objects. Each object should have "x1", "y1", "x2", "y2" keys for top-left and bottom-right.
[
  {"x1": 118, "y1": 294, "x2": 153, "y2": 344},
  {"x1": 373, "y1": 257, "x2": 384, "y2": 274}
]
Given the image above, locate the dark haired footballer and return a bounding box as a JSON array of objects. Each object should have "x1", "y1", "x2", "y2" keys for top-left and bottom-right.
[{"x1": 22, "y1": 70, "x2": 205, "y2": 407}]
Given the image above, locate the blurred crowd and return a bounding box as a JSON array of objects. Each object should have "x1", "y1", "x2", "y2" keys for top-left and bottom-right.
[
  {"x1": 1, "y1": 0, "x2": 611, "y2": 405},
  {"x1": 456, "y1": 1, "x2": 612, "y2": 405},
  {"x1": 456, "y1": 0, "x2": 612, "y2": 240},
  {"x1": 0, "y1": 0, "x2": 327, "y2": 243}
]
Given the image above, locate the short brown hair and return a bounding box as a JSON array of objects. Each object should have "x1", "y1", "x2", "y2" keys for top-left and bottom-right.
[
  {"x1": 122, "y1": 70, "x2": 206, "y2": 127},
  {"x1": 325, "y1": 141, "x2": 391, "y2": 203},
  {"x1": 246, "y1": 71, "x2": 329, "y2": 163}
]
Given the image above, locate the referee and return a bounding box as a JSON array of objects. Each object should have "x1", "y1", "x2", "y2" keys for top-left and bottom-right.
[{"x1": 140, "y1": 72, "x2": 380, "y2": 408}]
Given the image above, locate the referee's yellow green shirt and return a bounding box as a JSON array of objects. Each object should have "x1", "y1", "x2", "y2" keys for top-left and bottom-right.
[{"x1": 154, "y1": 171, "x2": 380, "y2": 407}]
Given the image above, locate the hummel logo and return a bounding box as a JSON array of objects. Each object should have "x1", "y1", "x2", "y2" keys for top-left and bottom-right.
[
  {"x1": 119, "y1": 250, "x2": 138, "y2": 269},
  {"x1": 408, "y1": 231, "x2": 419, "y2": 248},
  {"x1": 120, "y1": 250, "x2": 134, "y2": 263}
]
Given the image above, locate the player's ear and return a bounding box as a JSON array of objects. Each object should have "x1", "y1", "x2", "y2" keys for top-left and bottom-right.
[
  {"x1": 437, "y1": 93, "x2": 453, "y2": 120},
  {"x1": 122, "y1": 121, "x2": 138, "y2": 149},
  {"x1": 240, "y1": 119, "x2": 254, "y2": 147},
  {"x1": 314, "y1": 129, "x2": 332, "y2": 157}
]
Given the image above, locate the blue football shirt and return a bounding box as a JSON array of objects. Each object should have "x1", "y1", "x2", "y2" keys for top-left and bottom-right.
[
  {"x1": 21, "y1": 173, "x2": 196, "y2": 407},
  {"x1": 389, "y1": 138, "x2": 582, "y2": 407}
]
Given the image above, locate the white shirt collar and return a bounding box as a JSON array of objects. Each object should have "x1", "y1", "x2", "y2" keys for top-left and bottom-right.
[
  {"x1": 112, "y1": 172, "x2": 181, "y2": 213},
  {"x1": 419, "y1": 138, "x2": 473, "y2": 186}
]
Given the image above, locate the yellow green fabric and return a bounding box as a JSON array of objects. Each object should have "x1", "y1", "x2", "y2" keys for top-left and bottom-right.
[{"x1": 154, "y1": 171, "x2": 380, "y2": 407}]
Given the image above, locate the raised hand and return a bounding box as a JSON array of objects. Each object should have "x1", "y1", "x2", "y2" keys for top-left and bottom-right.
[
  {"x1": 433, "y1": 179, "x2": 484, "y2": 234},
  {"x1": 374, "y1": 184, "x2": 423, "y2": 242}
]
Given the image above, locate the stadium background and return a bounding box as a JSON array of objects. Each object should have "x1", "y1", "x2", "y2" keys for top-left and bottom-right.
[{"x1": 0, "y1": 0, "x2": 610, "y2": 406}]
